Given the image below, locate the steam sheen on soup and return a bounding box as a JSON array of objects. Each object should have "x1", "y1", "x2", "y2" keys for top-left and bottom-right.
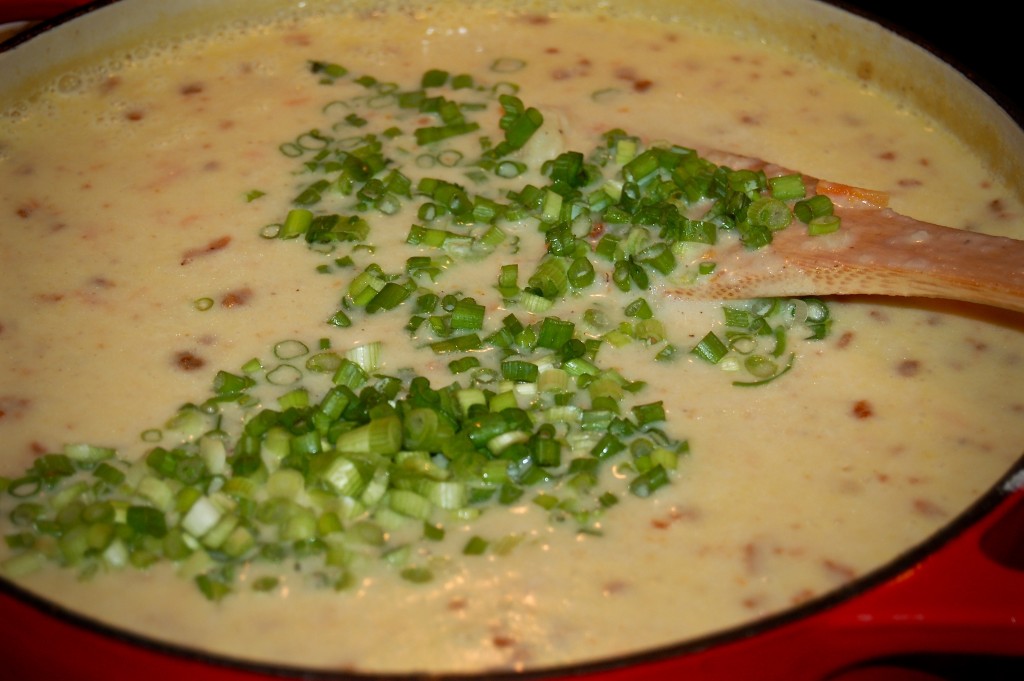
[{"x1": 1, "y1": 0, "x2": 1022, "y2": 674}]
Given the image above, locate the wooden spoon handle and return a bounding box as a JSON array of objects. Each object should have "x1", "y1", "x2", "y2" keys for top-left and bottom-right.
[
  {"x1": 776, "y1": 206, "x2": 1024, "y2": 312},
  {"x1": 684, "y1": 151, "x2": 1024, "y2": 313}
]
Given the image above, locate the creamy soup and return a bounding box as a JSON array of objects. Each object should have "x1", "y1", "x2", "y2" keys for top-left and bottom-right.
[{"x1": 1, "y1": 0, "x2": 1023, "y2": 674}]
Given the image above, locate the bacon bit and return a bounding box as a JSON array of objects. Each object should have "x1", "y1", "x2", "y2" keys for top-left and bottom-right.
[
  {"x1": 181, "y1": 235, "x2": 231, "y2": 265},
  {"x1": 492, "y1": 634, "x2": 516, "y2": 649},
  {"x1": 99, "y1": 76, "x2": 122, "y2": 94},
  {"x1": 602, "y1": 580, "x2": 628, "y2": 596},
  {"x1": 552, "y1": 59, "x2": 593, "y2": 81},
  {"x1": 743, "y1": 542, "x2": 763, "y2": 575},
  {"x1": 177, "y1": 214, "x2": 204, "y2": 229},
  {"x1": 855, "y1": 60, "x2": 874, "y2": 81},
  {"x1": 897, "y1": 360, "x2": 920, "y2": 377},
  {"x1": 741, "y1": 595, "x2": 765, "y2": 610},
  {"x1": 284, "y1": 32, "x2": 313, "y2": 46},
  {"x1": 521, "y1": 14, "x2": 550, "y2": 25},
  {"x1": 175, "y1": 352, "x2": 205, "y2": 371},
  {"x1": 822, "y1": 558, "x2": 857, "y2": 582},
  {"x1": 835, "y1": 330, "x2": 854, "y2": 349},
  {"x1": 125, "y1": 109, "x2": 145, "y2": 121},
  {"x1": 221, "y1": 288, "x2": 253, "y2": 308},
  {"x1": 15, "y1": 199, "x2": 40, "y2": 218},
  {"x1": 738, "y1": 113, "x2": 761, "y2": 126},
  {"x1": 650, "y1": 505, "x2": 700, "y2": 529},
  {"x1": 0, "y1": 397, "x2": 30, "y2": 421},
  {"x1": 816, "y1": 180, "x2": 890, "y2": 208},
  {"x1": 545, "y1": 47, "x2": 559, "y2": 54},
  {"x1": 614, "y1": 66, "x2": 653, "y2": 91},
  {"x1": 30, "y1": 441, "x2": 48, "y2": 454},
  {"x1": 878, "y1": 151, "x2": 896, "y2": 161},
  {"x1": 913, "y1": 498, "x2": 947, "y2": 518},
  {"x1": 790, "y1": 588, "x2": 816, "y2": 605},
  {"x1": 851, "y1": 400, "x2": 873, "y2": 419},
  {"x1": 180, "y1": 82, "x2": 205, "y2": 95}
]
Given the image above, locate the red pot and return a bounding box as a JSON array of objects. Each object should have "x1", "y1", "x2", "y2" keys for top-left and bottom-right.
[{"x1": 2, "y1": 3, "x2": 1023, "y2": 680}]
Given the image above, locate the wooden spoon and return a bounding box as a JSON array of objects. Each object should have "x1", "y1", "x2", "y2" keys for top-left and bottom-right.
[{"x1": 669, "y1": 151, "x2": 1024, "y2": 314}]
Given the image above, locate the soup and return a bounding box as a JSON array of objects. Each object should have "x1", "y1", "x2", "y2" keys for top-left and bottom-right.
[{"x1": 1, "y1": 0, "x2": 1022, "y2": 674}]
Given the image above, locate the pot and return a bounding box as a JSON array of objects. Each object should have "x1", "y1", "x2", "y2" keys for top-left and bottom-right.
[{"x1": 1, "y1": 2, "x2": 1022, "y2": 680}]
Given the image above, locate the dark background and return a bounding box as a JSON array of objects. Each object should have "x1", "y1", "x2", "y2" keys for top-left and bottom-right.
[{"x1": 835, "y1": 1, "x2": 1019, "y2": 116}]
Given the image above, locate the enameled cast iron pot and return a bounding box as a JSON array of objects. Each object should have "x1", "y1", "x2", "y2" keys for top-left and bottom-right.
[{"x1": 1, "y1": 2, "x2": 1022, "y2": 679}]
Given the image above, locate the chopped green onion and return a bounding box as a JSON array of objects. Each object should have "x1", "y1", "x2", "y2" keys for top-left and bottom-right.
[
  {"x1": 808, "y1": 214, "x2": 841, "y2": 235},
  {"x1": 768, "y1": 173, "x2": 806, "y2": 200},
  {"x1": 793, "y1": 194, "x2": 835, "y2": 223},
  {"x1": 279, "y1": 208, "x2": 313, "y2": 239},
  {"x1": 691, "y1": 332, "x2": 729, "y2": 364}
]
